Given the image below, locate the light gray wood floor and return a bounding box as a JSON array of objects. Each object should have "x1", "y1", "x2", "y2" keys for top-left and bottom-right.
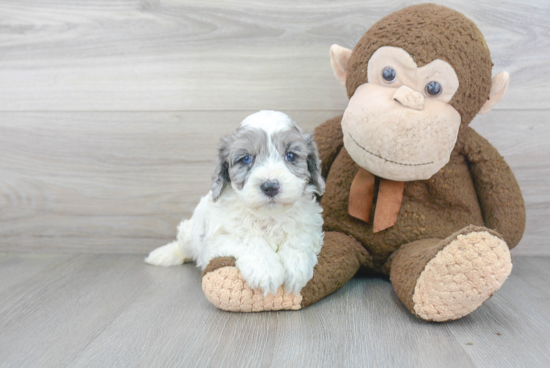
[{"x1": 0, "y1": 253, "x2": 549, "y2": 368}]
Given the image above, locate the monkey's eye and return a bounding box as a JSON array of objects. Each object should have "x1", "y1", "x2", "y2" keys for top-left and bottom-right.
[
  {"x1": 241, "y1": 155, "x2": 253, "y2": 165},
  {"x1": 382, "y1": 67, "x2": 396, "y2": 84},
  {"x1": 285, "y1": 152, "x2": 296, "y2": 162},
  {"x1": 425, "y1": 81, "x2": 442, "y2": 97}
]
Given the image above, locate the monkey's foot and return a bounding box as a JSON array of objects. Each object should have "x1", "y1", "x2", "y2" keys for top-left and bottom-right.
[
  {"x1": 201, "y1": 257, "x2": 302, "y2": 312},
  {"x1": 413, "y1": 228, "x2": 512, "y2": 322}
]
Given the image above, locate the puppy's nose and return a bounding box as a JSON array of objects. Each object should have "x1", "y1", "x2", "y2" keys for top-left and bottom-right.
[{"x1": 260, "y1": 181, "x2": 280, "y2": 197}]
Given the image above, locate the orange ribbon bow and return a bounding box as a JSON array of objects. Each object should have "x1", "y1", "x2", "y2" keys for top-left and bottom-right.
[{"x1": 348, "y1": 168, "x2": 405, "y2": 233}]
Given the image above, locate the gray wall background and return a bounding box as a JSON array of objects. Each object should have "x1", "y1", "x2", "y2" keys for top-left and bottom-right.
[{"x1": 0, "y1": 0, "x2": 548, "y2": 255}]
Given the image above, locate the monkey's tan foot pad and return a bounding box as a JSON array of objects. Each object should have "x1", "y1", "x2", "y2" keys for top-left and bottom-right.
[
  {"x1": 413, "y1": 230, "x2": 512, "y2": 322},
  {"x1": 202, "y1": 266, "x2": 302, "y2": 312}
]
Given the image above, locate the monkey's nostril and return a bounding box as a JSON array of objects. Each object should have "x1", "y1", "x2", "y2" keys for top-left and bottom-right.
[
  {"x1": 392, "y1": 85, "x2": 424, "y2": 110},
  {"x1": 260, "y1": 181, "x2": 280, "y2": 197}
]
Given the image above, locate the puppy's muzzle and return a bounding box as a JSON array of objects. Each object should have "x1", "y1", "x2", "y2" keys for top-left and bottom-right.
[{"x1": 260, "y1": 180, "x2": 280, "y2": 198}]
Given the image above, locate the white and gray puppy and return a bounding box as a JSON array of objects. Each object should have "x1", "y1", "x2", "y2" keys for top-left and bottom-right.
[{"x1": 145, "y1": 110, "x2": 325, "y2": 295}]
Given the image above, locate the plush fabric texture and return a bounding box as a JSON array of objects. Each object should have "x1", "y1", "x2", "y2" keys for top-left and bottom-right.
[
  {"x1": 319, "y1": 116, "x2": 525, "y2": 265},
  {"x1": 345, "y1": 3, "x2": 492, "y2": 129},
  {"x1": 390, "y1": 225, "x2": 511, "y2": 321},
  {"x1": 389, "y1": 238, "x2": 443, "y2": 314},
  {"x1": 456, "y1": 128, "x2": 527, "y2": 246},
  {"x1": 342, "y1": 82, "x2": 462, "y2": 181},
  {"x1": 200, "y1": 233, "x2": 372, "y2": 311},
  {"x1": 201, "y1": 258, "x2": 303, "y2": 312},
  {"x1": 201, "y1": 256, "x2": 237, "y2": 278},
  {"x1": 200, "y1": 4, "x2": 526, "y2": 321},
  {"x1": 392, "y1": 85, "x2": 424, "y2": 110},
  {"x1": 314, "y1": 115, "x2": 344, "y2": 178},
  {"x1": 300, "y1": 232, "x2": 372, "y2": 307},
  {"x1": 412, "y1": 228, "x2": 512, "y2": 321},
  {"x1": 366, "y1": 46, "x2": 460, "y2": 104},
  {"x1": 202, "y1": 116, "x2": 524, "y2": 316},
  {"x1": 310, "y1": 110, "x2": 524, "y2": 320}
]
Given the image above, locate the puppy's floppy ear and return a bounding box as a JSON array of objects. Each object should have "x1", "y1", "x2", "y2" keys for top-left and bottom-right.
[
  {"x1": 303, "y1": 133, "x2": 325, "y2": 196},
  {"x1": 211, "y1": 135, "x2": 231, "y2": 202}
]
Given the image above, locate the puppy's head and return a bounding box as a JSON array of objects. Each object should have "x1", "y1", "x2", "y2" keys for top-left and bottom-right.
[{"x1": 211, "y1": 111, "x2": 325, "y2": 208}]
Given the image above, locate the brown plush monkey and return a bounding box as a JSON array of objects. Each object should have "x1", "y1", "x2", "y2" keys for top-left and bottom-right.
[{"x1": 200, "y1": 4, "x2": 526, "y2": 321}]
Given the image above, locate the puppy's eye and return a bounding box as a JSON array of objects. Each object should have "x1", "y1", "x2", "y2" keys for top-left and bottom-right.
[
  {"x1": 425, "y1": 81, "x2": 442, "y2": 97},
  {"x1": 382, "y1": 66, "x2": 396, "y2": 84},
  {"x1": 241, "y1": 155, "x2": 253, "y2": 165},
  {"x1": 285, "y1": 152, "x2": 296, "y2": 162}
]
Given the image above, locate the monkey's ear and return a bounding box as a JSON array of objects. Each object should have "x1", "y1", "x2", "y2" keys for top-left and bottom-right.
[
  {"x1": 330, "y1": 44, "x2": 353, "y2": 86},
  {"x1": 479, "y1": 71, "x2": 510, "y2": 114}
]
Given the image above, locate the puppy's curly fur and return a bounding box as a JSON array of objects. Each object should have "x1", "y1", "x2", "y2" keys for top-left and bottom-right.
[{"x1": 146, "y1": 111, "x2": 325, "y2": 295}]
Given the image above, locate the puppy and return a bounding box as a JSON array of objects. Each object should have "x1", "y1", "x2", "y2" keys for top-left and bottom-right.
[{"x1": 145, "y1": 110, "x2": 325, "y2": 295}]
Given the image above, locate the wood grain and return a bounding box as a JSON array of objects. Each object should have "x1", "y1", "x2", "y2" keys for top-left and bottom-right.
[
  {"x1": 0, "y1": 0, "x2": 548, "y2": 111},
  {"x1": 0, "y1": 110, "x2": 547, "y2": 255},
  {"x1": 0, "y1": 254, "x2": 151, "y2": 367},
  {"x1": 0, "y1": 252, "x2": 73, "y2": 293},
  {"x1": 0, "y1": 253, "x2": 549, "y2": 367},
  {"x1": 0, "y1": 110, "x2": 336, "y2": 254}
]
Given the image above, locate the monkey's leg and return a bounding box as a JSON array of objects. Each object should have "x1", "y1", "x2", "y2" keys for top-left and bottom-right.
[
  {"x1": 201, "y1": 232, "x2": 371, "y2": 312},
  {"x1": 390, "y1": 225, "x2": 512, "y2": 322}
]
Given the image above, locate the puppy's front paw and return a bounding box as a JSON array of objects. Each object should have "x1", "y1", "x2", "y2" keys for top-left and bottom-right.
[
  {"x1": 280, "y1": 251, "x2": 317, "y2": 294},
  {"x1": 236, "y1": 255, "x2": 284, "y2": 296}
]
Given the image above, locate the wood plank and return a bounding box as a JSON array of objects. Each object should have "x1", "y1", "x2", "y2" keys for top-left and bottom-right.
[
  {"x1": 71, "y1": 276, "x2": 476, "y2": 368},
  {"x1": 446, "y1": 257, "x2": 550, "y2": 367},
  {"x1": 0, "y1": 252, "x2": 74, "y2": 293},
  {"x1": 268, "y1": 278, "x2": 476, "y2": 367},
  {"x1": 0, "y1": 110, "x2": 547, "y2": 255},
  {"x1": 0, "y1": 254, "x2": 548, "y2": 367},
  {"x1": 0, "y1": 254, "x2": 151, "y2": 367},
  {"x1": 0, "y1": 0, "x2": 548, "y2": 111},
  {"x1": 0, "y1": 110, "x2": 335, "y2": 254}
]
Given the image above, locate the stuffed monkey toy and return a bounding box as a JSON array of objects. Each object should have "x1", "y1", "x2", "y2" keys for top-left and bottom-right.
[{"x1": 200, "y1": 4, "x2": 526, "y2": 321}]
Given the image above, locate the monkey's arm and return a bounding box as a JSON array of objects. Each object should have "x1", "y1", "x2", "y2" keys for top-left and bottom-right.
[
  {"x1": 314, "y1": 115, "x2": 344, "y2": 178},
  {"x1": 459, "y1": 127, "x2": 526, "y2": 248}
]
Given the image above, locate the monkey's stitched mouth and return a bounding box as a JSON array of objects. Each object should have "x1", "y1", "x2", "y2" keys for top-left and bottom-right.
[{"x1": 348, "y1": 133, "x2": 434, "y2": 167}]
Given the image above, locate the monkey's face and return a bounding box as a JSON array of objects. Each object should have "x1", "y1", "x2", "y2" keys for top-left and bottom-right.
[{"x1": 341, "y1": 47, "x2": 461, "y2": 181}]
